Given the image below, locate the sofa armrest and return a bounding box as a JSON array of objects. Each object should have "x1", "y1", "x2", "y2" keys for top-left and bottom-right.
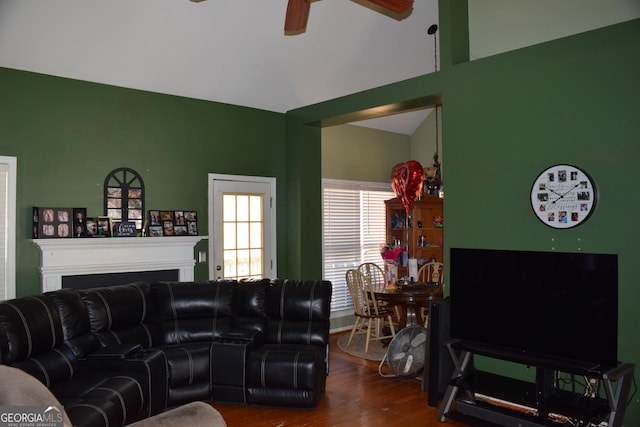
[
  {"x1": 84, "y1": 343, "x2": 142, "y2": 360},
  {"x1": 218, "y1": 329, "x2": 262, "y2": 345},
  {"x1": 79, "y1": 348, "x2": 168, "y2": 416}
]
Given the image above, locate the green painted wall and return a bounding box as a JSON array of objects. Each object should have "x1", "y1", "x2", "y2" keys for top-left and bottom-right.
[
  {"x1": 287, "y1": 15, "x2": 640, "y2": 424},
  {"x1": 0, "y1": 68, "x2": 286, "y2": 296}
]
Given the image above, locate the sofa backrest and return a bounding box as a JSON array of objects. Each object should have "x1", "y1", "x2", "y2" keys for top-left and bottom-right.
[
  {"x1": 231, "y1": 279, "x2": 270, "y2": 333},
  {"x1": 45, "y1": 289, "x2": 102, "y2": 359},
  {"x1": 78, "y1": 282, "x2": 156, "y2": 347},
  {"x1": 264, "y1": 279, "x2": 331, "y2": 347},
  {"x1": 151, "y1": 281, "x2": 235, "y2": 345},
  {"x1": 0, "y1": 295, "x2": 79, "y2": 386}
]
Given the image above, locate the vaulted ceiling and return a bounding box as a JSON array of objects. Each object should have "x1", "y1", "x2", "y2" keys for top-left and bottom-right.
[{"x1": 0, "y1": 0, "x2": 440, "y2": 135}]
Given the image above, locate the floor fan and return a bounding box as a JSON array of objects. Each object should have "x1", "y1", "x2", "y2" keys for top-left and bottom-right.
[{"x1": 379, "y1": 325, "x2": 427, "y2": 378}]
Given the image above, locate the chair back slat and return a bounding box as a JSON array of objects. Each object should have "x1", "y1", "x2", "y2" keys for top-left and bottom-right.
[
  {"x1": 357, "y1": 262, "x2": 386, "y2": 292},
  {"x1": 417, "y1": 262, "x2": 443, "y2": 284}
]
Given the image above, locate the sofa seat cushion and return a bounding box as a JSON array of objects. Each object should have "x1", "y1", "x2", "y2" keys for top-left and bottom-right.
[
  {"x1": 52, "y1": 374, "x2": 145, "y2": 427},
  {"x1": 245, "y1": 343, "x2": 326, "y2": 407}
]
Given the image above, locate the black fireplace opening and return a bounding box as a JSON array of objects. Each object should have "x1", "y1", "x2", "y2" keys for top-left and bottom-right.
[{"x1": 62, "y1": 269, "x2": 180, "y2": 290}]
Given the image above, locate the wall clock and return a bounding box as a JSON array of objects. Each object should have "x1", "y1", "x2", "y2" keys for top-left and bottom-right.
[{"x1": 530, "y1": 164, "x2": 597, "y2": 229}]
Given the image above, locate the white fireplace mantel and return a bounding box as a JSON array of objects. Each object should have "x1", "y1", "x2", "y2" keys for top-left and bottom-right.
[{"x1": 33, "y1": 236, "x2": 203, "y2": 292}]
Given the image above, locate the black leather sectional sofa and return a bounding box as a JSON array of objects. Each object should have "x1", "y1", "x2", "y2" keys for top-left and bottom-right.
[{"x1": 0, "y1": 278, "x2": 332, "y2": 427}]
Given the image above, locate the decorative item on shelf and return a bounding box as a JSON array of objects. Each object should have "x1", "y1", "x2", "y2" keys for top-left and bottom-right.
[
  {"x1": 112, "y1": 221, "x2": 137, "y2": 237},
  {"x1": 96, "y1": 216, "x2": 112, "y2": 237},
  {"x1": 148, "y1": 210, "x2": 198, "y2": 237},
  {"x1": 104, "y1": 167, "x2": 145, "y2": 234},
  {"x1": 432, "y1": 216, "x2": 443, "y2": 228},
  {"x1": 424, "y1": 158, "x2": 441, "y2": 196},
  {"x1": 391, "y1": 209, "x2": 406, "y2": 229},
  {"x1": 72, "y1": 208, "x2": 88, "y2": 237}
]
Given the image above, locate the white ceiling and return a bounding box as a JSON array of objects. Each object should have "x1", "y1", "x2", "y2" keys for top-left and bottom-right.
[{"x1": 0, "y1": 0, "x2": 439, "y2": 135}]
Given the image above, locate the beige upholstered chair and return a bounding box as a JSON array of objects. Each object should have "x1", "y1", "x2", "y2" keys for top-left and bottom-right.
[
  {"x1": 345, "y1": 269, "x2": 396, "y2": 353},
  {"x1": 0, "y1": 364, "x2": 227, "y2": 427}
]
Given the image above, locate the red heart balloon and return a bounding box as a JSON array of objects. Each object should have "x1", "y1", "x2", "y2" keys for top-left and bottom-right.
[{"x1": 390, "y1": 160, "x2": 424, "y2": 214}]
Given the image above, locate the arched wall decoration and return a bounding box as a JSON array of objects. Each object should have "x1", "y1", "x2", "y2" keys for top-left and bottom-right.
[{"x1": 104, "y1": 167, "x2": 145, "y2": 232}]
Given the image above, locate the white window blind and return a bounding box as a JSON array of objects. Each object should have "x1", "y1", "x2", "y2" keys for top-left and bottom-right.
[
  {"x1": 322, "y1": 179, "x2": 395, "y2": 313},
  {"x1": 0, "y1": 156, "x2": 17, "y2": 301}
]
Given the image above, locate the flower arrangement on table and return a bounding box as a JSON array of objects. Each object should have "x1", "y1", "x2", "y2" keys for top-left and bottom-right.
[{"x1": 380, "y1": 244, "x2": 403, "y2": 264}]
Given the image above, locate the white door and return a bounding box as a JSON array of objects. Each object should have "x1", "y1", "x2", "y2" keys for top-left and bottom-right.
[
  {"x1": 0, "y1": 157, "x2": 16, "y2": 300},
  {"x1": 208, "y1": 174, "x2": 276, "y2": 280}
]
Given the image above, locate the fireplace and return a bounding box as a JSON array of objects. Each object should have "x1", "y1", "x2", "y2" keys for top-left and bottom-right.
[{"x1": 33, "y1": 236, "x2": 203, "y2": 292}]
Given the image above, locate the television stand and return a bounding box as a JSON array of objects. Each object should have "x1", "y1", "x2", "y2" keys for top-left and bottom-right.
[{"x1": 437, "y1": 340, "x2": 635, "y2": 427}]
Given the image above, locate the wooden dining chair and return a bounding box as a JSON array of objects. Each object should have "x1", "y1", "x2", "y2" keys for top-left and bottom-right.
[
  {"x1": 417, "y1": 261, "x2": 444, "y2": 327},
  {"x1": 357, "y1": 262, "x2": 386, "y2": 292},
  {"x1": 358, "y1": 262, "x2": 400, "y2": 322},
  {"x1": 417, "y1": 261, "x2": 443, "y2": 284},
  {"x1": 345, "y1": 269, "x2": 396, "y2": 353}
]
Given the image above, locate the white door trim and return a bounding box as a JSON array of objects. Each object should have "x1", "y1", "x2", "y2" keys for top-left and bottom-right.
[{"x1": 207, "y1": 173, "x2": 276, "y2": 280}]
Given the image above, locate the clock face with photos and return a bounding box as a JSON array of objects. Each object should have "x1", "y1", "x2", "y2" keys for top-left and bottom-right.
[{"x1": 530, "y1": 164, "x2": 597, "y2": 229}]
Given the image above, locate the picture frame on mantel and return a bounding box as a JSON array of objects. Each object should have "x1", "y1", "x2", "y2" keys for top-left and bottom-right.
[
  {"x1": 148, "y1": 225, "x2": 163, "y2": 237},
  {"x1": 32, "y1": 207, "x2": 74, "y2": 239},
  {"x1": 96, "y1": 216, "x2": 112, "y2": 237},
  {"x1": 185, "y1": 211, "x2": 198, "y2": 236},
  {"x1": 148, "y1": 210, "x2": 198, "y2": 237}
]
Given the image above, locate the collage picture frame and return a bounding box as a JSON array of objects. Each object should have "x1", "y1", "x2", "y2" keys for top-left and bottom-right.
[{"x1": 149, "y1": 210, "x2": 198, "y2": 237}]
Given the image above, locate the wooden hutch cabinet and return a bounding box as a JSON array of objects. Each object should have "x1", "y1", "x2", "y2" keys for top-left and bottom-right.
[{"x1": 385, "y1": 194, "x2": 443, "y2": 278}]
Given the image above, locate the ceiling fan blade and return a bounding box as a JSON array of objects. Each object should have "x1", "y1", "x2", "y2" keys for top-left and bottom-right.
[
  {"x1": 284, "y1": 0, "x2": 311, "y2": 35},
  {"x1": 366, "y1": 0, "x2": 413, "y2": 14}
]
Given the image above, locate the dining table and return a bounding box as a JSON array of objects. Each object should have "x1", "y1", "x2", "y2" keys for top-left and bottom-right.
[{"x1": 374, "y1": 282, "x2": 443, "y2": 329}]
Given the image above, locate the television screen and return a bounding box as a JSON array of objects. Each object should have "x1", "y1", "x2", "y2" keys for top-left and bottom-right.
[{"x1": 449, "y1": 248, "x2": 618, "y2": 370}]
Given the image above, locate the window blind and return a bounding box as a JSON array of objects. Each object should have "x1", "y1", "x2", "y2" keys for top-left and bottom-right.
[{"x1": 322, "y1": 179, "x2": 394, "y2": 312}]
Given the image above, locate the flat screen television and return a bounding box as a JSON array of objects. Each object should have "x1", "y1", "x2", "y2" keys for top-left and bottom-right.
[{"x1": 449, "y1": 248, "x2": 618, "y2": 371}]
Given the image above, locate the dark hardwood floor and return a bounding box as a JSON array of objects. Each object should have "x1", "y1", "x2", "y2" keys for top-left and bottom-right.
[{"x1": 214, "y1": 332, "x2": 468, "y2": 426}]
